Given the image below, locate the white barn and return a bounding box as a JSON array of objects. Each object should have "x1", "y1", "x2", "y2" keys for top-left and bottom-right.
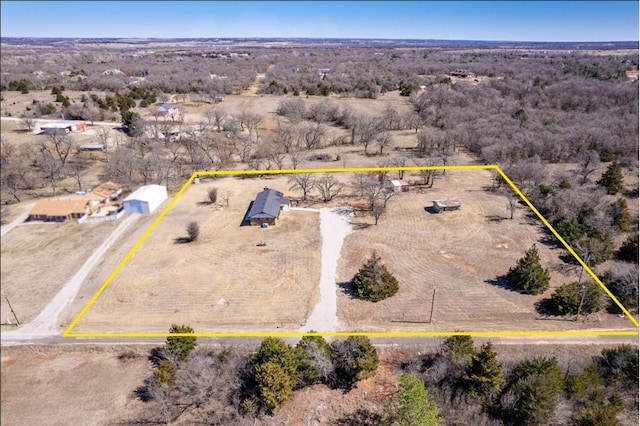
[{"x1": 123, "y1": 184, "x2": 167, "y2": 214}]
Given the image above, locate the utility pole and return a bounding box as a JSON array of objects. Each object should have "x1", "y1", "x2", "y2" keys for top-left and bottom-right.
[
  {"x1": 575, "y1": 285, "x2": 586, "y2": 322},
  {"x1": 2, "y1": 293, "x2": 20, "y2": 326},
  {"x1": 428, "y1": 289, "x2": 436, "y2": 323}
]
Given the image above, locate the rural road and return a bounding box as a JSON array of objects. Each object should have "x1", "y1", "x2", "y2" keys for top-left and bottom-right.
[
  {"x1": 301, "y1": 208, "x2": 353, "y2": 333},
  {"x1": 1, "y1": 214, "x2": 139, "y2": 343},
  {"x1": 1, "y1": 116, "x2": 121, "y2": 128}
]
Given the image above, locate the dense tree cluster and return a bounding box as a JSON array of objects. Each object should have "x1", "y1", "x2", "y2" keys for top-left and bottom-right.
[{"x1": 403, "y1": 336, "x2": 637, "y2": 426}]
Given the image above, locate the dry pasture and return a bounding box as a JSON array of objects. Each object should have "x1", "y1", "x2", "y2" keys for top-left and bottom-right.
[
  {"x1": 336, "y1": 167, "x2": 636, "y2": 332},
  {"x1": 0, "y1": 220, "x2": 119, "y2": 329},
  {"x1": 72, "y1": 174, "x2": 322, "y2": 333}
]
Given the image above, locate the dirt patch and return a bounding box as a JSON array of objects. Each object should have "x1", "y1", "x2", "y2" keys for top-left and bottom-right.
[{"x1": 1, "y1": 348, "x2": 149, "y2": 426}]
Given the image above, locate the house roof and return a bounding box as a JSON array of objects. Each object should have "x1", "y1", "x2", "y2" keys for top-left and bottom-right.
[
  {"x1": 247, "y1": 188, "x2": 289, "y2": 219},
  {"x1": 85, "y1": 181, "x2": 121, "y2": 201},
  {"x1": 29, "y1": 198, "x2": 89, "y2": 217},
  {"x1": 156, "y1": 103, "x2": 179, "y2": 114},
  {"x1": 124, "y1": 184, "x2": 167, "y2": 203}
]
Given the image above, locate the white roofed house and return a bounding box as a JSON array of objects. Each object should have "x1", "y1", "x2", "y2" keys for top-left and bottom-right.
[{"x1": 154, "y1": 103, "x2": 180, "y2": 120}]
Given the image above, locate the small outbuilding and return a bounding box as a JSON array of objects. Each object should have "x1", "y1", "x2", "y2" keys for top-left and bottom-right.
[
  {"x1": 432, "y1": 199, "x2": 461, "y2": 213},
  {"x1": 246, "y1": 188, "x2": 290, "y2": 226},
  {"x1": 123, "y1": 184, "x2": 168, "y2": 214},
  {"x1": 390, "y1": 180, "x2": 410, "y2": 194}
]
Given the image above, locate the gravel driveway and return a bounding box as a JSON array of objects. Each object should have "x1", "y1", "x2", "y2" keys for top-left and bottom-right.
[{"x1": 301, "y1": 208, "x2": 353, "y2": 332}]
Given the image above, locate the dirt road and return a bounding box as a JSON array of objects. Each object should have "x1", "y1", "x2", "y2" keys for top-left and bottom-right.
[
  {"x1": 1, "y1": 214, "x2": 139, "y2": 342},
  {"x1": 301, "y1": 208, "x2": 353, "y2": 332}
]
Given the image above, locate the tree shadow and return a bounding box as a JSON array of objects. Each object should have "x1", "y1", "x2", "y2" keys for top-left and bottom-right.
[
  {"x1": 197, "y1": 200, "x2": 214, "y2": 206},
  {"x1": 338, "y1": 281, "x2": 357, "y2": 299},
  {"x1": 351, "y1": 222, "x2": 372, "y2": 230},
  {"x1": 134, "y1": 383, "x2": 153, "y2": 402},
  {"x1": 334, "y1": 409, "x2": 383, "y2": 425},
  {"x1": 485, "y1": 214, "x2": 507, "y2": 222},
  {"x1": 484, "y1": 276, "x2": 519, "y2": 293},
  {"x1": 149, "y1": 346, "x2": 167, "y2": 367},
  {"x1": 173, "y1": 236, "x2": 193, "y2": 244},
  {"x1": 539, "y1": 235, "x2": 563, "y2": 249}
]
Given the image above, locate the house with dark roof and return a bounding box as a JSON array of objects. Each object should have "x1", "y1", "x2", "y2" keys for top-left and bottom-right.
[{"x1": 246, "y1": 188, "x2": 290, "y2": 226}]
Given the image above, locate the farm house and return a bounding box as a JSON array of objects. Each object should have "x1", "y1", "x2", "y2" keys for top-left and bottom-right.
[
  {"x1": 123, "y1": 184, "x2": 168, "y2": 214},
  {"x1": 246, "y1": 188, "x2": 290, "y2": 226}
]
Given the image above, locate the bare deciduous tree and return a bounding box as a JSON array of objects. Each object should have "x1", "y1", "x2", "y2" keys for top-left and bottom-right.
[
  {"x1": 315, "y1": 175, "x2": 343, "y2": 202},
  {"x1": 288, "y1": 173, "x2": 315, "y2": 201},
  {"x1": 576, "y1": 150, "x2": 601, "y2": 185},
  {"x1": 19, "y1": 115, "x2": 35, "y2": 132}
]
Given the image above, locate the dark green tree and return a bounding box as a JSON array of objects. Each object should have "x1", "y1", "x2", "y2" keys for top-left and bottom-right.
[
  {"x1": 571, "y1": 404, "x2": 621, "y2": 426},
  {"x1": 502, "y1": 357, "x2": 564, "y2": 426},
  {"x1": 442, "y1": 334, "x2": 475, "y2": 369},
  {"x1": 506, "y1": 244, "x2": 550, "y2": 294},
  {"x1": 545, "y1": 281, "x2": 603, "y2": 316},
  {"x1": 597, "y1": 161, "x2": 624, "y2": 195},
  {"x1": 295, "y1": 334, "x2": 334, "y2": 386},
  {"x1": 617, "y1": 233, "x2": 638, "y2": 263},
  {"x1": 351, "y1": 250, "x2": 399, "y2": 302},
  {"x1": 564, "y1": 364, "x2": 601, "y2": 397},
  {"x1": 331, "y1": 336, "x2": 378, "y2": 386},
  {"x1": 599, "y1": 345, "x2": 639, "y2": 384},
  {"x1": 608, "y1": 198, "x2": 631, "y2": 232},
  {"x1": 466, "y1": 342, "x2": 504, "y2": 401},
  {"x1": 166, "y1": 324, "x2": 197, "y2": 362},
  {"x1": 386, "y1": 373, "x2": 440, "y2": 426},
  {"x1": 254, "y1": 361, "x2": 294, "y2": 411},
  {"x1": 253, "y1": 337, "x2": 299, "y2": 381}
]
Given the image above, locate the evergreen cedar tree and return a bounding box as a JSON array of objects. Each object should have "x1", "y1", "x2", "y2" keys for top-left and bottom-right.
[
  {"x1": 165, "y1": 324, "x2": 197, "y2": 362},
  {"x1": 351, "y1": 250, "x2": 399, "y2": 302},
  {"x1": 546, "y1": 281, "x2": 603, "y2": 316},
  {"x1": 388, "y1": 373, "x2": 440, "y2": 426},
  {"x1": 506, "y1": 244, "x2": 550, "y2": 295},
  {"x1": 597, "y1": 161, "x2": 624, "y2": 195}
]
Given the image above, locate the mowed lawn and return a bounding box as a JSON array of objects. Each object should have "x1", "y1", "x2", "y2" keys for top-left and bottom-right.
[
  {"x1": 336, "y1": 168, "x2": 633, "y2": 332},
  {"x1": 73, "y1": 174, "x2": 322, "y2": 333},
  {"x1": 1, "y1": 220, "x2": 119, "y2": 328}
]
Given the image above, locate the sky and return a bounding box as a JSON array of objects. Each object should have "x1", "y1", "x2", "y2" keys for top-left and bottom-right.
[{"x1": 1, "y1": 1, "x2": 638, "y2": 42}]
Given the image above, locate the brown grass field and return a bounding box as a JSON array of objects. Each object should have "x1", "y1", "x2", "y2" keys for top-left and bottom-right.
[
  {"x1": 72, "y1": 174, "x2": 322, "y2": 333},
  {"x1": 67, "y1": 164, "x2": 636, "y2": 335},
  {"x1": 0, "y1": 221, "x2": 119, "y2": 329},
  {"x1": 336, "y1": 167, "x2": 635, "y2": 332}
]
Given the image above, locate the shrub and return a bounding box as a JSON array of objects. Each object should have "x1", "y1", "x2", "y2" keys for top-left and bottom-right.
[
  {"x1": 351, "y1": 250, "x2": 399, "y2": 302},
  {"x1": 506, "y1": 244, "x2": 550, "y2": 295},
  {"x1": 331, "y1": 336, "x2": 378, "y2": 386},
  {"x1": 186, "y1": 221, "x2": 200, "y2": 242},
  {"x1": 545, "y1": 281, "x2": 603, "y2": 316},
  {"x1": 207, "y1": 187, "x2": 218, "y2": 204},
  {"x1": 166, "y1": 324, "x2": 197, "y2": 362}
]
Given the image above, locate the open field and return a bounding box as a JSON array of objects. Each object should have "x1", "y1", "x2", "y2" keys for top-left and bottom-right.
[
  {"x1": 335, "y1": 167, "x2": 636, "y2": 332},
  {"x1": 67, "y1": 165, "x2": 636, "y2": 335},
  {"x1": 1, "y1": 346, "x2": 150, "y2": 426},
  {"x1": 0, "y1": 220, "x2": 119, "y2": 329},
  {"x1": 72, "y1": 174, "x2": 322, "y2": 333}
]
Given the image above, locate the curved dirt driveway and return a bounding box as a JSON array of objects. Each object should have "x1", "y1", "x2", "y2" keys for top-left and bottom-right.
[{"x1": 301, "y1": 208, "x2": 353, "y2": 332}]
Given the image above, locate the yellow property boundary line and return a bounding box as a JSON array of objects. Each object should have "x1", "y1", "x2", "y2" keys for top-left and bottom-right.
[{"x1": 63, "y1": 164, "x2": 639, "y2": 338}]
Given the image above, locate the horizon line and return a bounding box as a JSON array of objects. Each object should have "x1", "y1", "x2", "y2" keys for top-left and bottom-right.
[{"x1": 1, "y1": 36, "x2": 638, "y2": 44}]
